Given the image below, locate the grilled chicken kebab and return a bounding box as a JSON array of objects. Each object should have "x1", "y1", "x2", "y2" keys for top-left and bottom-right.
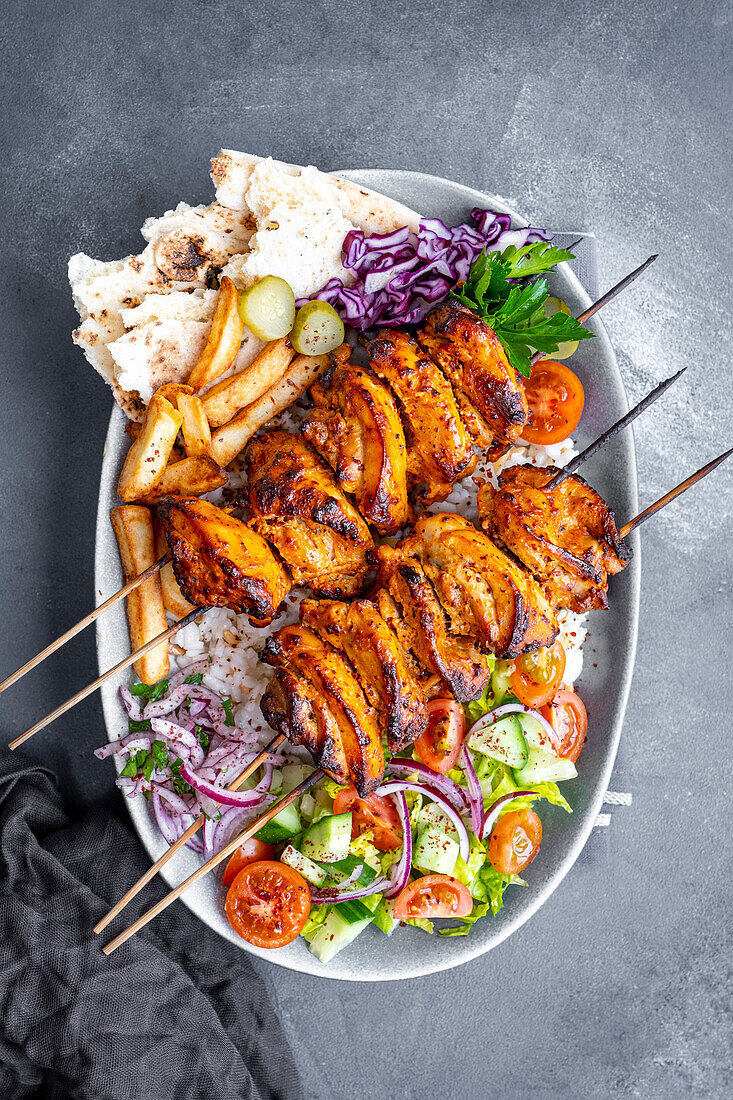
[{"x1": 477, "y1": 464, "x2": 632, "y2": 612}]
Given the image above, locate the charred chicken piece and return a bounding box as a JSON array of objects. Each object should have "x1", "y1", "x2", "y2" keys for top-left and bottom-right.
[
  {"x1": 398, "y1": 512, "x2": 558, "y2": 658},
  {"x1": 261, "y1": 624, "x2": 384, "y2": 795},
  {"x1": 300, "y1": 597, "x2": 427, "y2": 752},
  {"x1": 157, "y1": 498, "x2": 290, "y2": 625},
  {"x1": 374, "y1": 545, "x2": 491, "y2": 702},
  {"x1": 417, "y1": 299, "x2": 529, "y2": 458},
  {"x1": 243, "y1": 429, "x2": 374, "y2": 598},
  {"x1": 477, "y1": 464, "x2": 632, "y2": 612},
  {"x1": 303, "y1": 361, "x2": 411, "y2": 535},
  {"x1": 365, "y1": 329, "x2": 476, "y2": 504}
]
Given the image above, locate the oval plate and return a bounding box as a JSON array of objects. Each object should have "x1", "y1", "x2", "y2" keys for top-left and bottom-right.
[{"x1": 96, "y1": 170, "x2": 639, "y2": 981}]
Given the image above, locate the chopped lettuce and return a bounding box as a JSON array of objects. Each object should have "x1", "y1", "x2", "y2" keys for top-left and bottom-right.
[
  {"x1": 405, "y1": 916, "x2": 434, "y2": 935},
  {"x1": 372, "y1": 897, "x2": 400, "y2": 936},
  {"x1": 349, "y1": 833, "x2": 382, "y2": 873},
  {"x1": 301, "y1": 905, "x2": 329, "y2": 944}
]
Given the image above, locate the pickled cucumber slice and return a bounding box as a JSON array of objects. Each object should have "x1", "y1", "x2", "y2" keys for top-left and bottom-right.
[
  {"x1": 290, "y1": 300, "x2": 345, "y2": 356},
  {"x1": 238, "y1": 276, "x2": 296, "y2": 341}
]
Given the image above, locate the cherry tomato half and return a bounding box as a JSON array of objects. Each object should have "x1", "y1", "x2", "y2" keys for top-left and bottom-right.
[
  {"x1": 488, "y1": 809, "x2": 542, "y2": 875},
  {"x1": 522, "y1": 360, "x2": 585, "y2": 444},
  {"x1": 509, "y1": 641, "x2": 567, "y2": 709},
  {"x1": 541, "y1": 688, "x2": 588, "y2": 762},
  {"x1": 393, "y1": 874, "x2": 473, "y2": 920},
  {"x1": 225, "y1": 861, "x2": 311, "y2": 949},
  {"x1": 222, "y1": 837, "x2": 275, "y2": 887},
  {"x1": 414, "y1": 698, "x2": 466, "y2": 774},
  {"x1": 333, "y1": 786, "x2": 403, "y2": 851}
]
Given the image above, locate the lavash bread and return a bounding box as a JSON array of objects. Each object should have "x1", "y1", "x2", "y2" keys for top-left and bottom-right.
[{"x1": 69, "y1": 154, "x2": 421, "y2": 419}]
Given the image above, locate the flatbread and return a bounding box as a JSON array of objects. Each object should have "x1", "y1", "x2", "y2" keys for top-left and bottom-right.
[{"x1": 70, "y1": 154, "x2": 422, "y2": 419}]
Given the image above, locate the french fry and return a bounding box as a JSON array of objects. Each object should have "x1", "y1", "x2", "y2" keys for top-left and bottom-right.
[
  {"x1": 154, "y1": 514, "x2": 195, "y2": 618},
  {"x1": 110, "y1": 505, "x2": 170, "y2": 685},
  {"x1": 117, "y1": 393, "x2": 183, "y2": 502},
  {"x1": 210, "y1": 345, "x2": 348, "y2": 467},
  {"x1": 156, "y1": 382, "x2": 194, "y2": 408},
  {"x1": 139, "y1": 456, "x2": 227, "y2": 503},
  {"x1": 178, "y1": 392, "x2": 212, "y2": 457},
  {"x1": 187, "y1": 276, "x2": 244, "y2": 390},
  {"x1": 200, "y1": 338, "x2": 296, "y2": 427}
]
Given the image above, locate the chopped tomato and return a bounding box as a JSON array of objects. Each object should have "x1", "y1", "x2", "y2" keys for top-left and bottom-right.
[
  {"x1": 522, "y1": 360, "x2": 584, "y2": 444},
  {"x1": 225, "y1": 861, "x2": 311, "y2": 949},
  {"x1": 393, "y1": 874, "x2": 473, "y2": 920},
  {"x1": 414, "y1": 698, "x2": 466, "y2": 774},
  {"x1": 488, "y1": 809, "x2": 542, "y2": 875},
  {"x1": 333, "y1": 786, "x2": 403, "y2": 851},
  {"x1": 541, "y1": 688, "x2": 588, "y2": 762},
  {"x1": 509, "y1": 641, "x2": 567, "y2": 709},
  {"x1": 222, "y1": 838, "x2": 275, "y2": 887}
]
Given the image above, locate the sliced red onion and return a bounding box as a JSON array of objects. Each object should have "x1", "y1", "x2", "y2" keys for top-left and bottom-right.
[
  {"x1": 178, "y1": 760, "x2": 273, "y2": 808},
  {"x1": 469, "y1": 703, "x2": 560, "y2": 754},
  {"x1": 152, "y1": 792, "x2": 183, "y2": 846},
  {"x1": 188, "y1": 698, "x2": 209, "y2": 718},
  {"x1": 149, "y1": 718, "x2": 200, "y2": 752},
  {"x1": 480, "y1": 790, "x2": 536, "y2": 841},
  {"x1": 377, "y1": 780, "x2": 470, "y2": 863},
  {"x1": 165, "y1": 659, "x2": 210, "y2": 693},
  {"x1": 118, "y1": 686, "x2": 144, "y2": 722},
  {"x1": 387, "y1": 759, "x2": 470, "y2": 814},
  {"x1": 150, "y1": 782, "x2": 196, "y2": 817},
  {"x1": 94, "y1": 734, "x2": 151, "y2": 760},
  {"x1": 309, "y1": 875, "x2": 388, "y2": 905},
  {"x1": 141, "y1": 684, "x2": 200, "y2": 719},
  {"x1": 459, "y1": 746, "x2": 484, "y2": 837},
  {"x1": 383, "y1": 791, "x2": 412, "y2": 899}
]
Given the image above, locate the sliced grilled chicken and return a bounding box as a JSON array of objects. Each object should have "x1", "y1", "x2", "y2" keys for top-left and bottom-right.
[
  {"x1": 244, "y1": 429, "x2": 374, "y2": 598},
  {"x1": 477, "y1": 464, "x2": 632, "y2": 612},
  {"x1": 303, "y1": 361, "x2": 411, "y2": 535},
  {"x1": 417, "y1": 299, "x2": 529, "y2": 458},
  {"x1": 373, "y1": 545, "x2": 491, "y2": 702},
  {"x1": 261, "y1": 624, "x2": 384, "y2": 795},
  {"x1": 300, "y1": 597, "x2": 427, "y2": 752},
  {"x1": 398, "y1": 512, "x2": 558, "y2": 658},
  {"x1": 365, "y1": 328, "x2": 476, "y2": 504},
  {"x1": 157, "y1": 497, "x2": 290, "y2": 625}
]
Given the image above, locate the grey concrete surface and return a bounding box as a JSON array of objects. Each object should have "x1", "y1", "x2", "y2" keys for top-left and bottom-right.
[{"x1": 0, "y1": 1, "x2": 730, "y2": 1097}]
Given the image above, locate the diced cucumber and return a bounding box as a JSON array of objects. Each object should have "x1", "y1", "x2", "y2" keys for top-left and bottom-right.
[
  {"x1": 332, "y1": 898, "x2": 374, "y2": 925},
  {"x1": 299, "y1": 792, "x2": 317, "y2": 823},
  {"x1": 514, "y1": 712, "x2": 557, "y2": 752},
  {"x1": 413, "y1": 826, "x2": 459, "y2": 876},
  {"x1": 469, "y1": 714, "x2": 529, "y2": 769},
  {"x1": 490, "y1": 661, "x2": 513, "y2": 704},
  {"x1": 255, "y1": 801, "x2": 301, "y2": 844},
  {"x1": 301, "y1": 813, "x2": 352, "y2": 863},
  {"x1": 417, "y1": 802, "x2": 458, "y2": 838},
  {"x1": 308, "y1": 907, "x2": 373, "y2": 963},
  {"x1": 513, "y1": 744, "x2": 578, "y2": 785},
  {"x1": 326, "y1": 854, "x2": 377, "y2": 887},
  {"x1": 280, "y1": 845, "x2": 327, "y2": 887}
]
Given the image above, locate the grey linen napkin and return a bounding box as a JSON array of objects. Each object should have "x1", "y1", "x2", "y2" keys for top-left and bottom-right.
[{"x1": 0, "y1": 747, "x2": 304, "y2": 1100}]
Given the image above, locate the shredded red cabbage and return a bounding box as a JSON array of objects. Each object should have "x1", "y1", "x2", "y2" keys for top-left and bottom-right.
[{"x1": 298, "y1": 209, "x2": 550, "y2": 329}]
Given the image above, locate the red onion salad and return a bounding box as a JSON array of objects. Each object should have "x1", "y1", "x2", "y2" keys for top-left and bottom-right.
[
  {"x1": 95, "y1": 663, "x2": 301, "y2": 859},
  {"x1": 297, "y1": 209, "x2": 550, "y2": 328}
]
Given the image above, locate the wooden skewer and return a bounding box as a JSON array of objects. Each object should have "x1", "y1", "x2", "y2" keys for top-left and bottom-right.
[
  {"x1": 545, "y1": 366, "x2": 688, "y2": 491},
  {"x1": 0, "y1": 554, "x2": 169, "y2": 696},
  {"x1": 619, "y1": 448, "x2": 732, "y2": 538},
  {"x1": 93, "y1": 732, "x2": 286, "y2": 934},
  {"x1": 102, "y1": 770, "x2": 323, "y2": 955},
  {"x1": 8, "y1": 605, "x2": 209, "y2": 751},
  {"x1": 98, "y1": 444, "x2": 732, "y2": 954}
]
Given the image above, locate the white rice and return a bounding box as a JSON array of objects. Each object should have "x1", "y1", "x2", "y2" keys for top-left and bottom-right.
[{"x1": 171, "y1": 413, "x2": 588, "y2": 738}]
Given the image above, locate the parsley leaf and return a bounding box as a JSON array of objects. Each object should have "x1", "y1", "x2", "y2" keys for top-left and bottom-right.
[
  {"x1": 128, "y1": 717, "x2": 152, "y2": 734},
  {"x1": 151, "y1": 739, "x2": 169, "y2": 770},
  {"x1": 170, "y1": 758, "x2": 194, "y2": 797},
  {"x1": 196, "y1": 725, "x2": 210, "y2": 750},
  {"x1": 121, "y1": 756, "x2": 138, "y2": 779},
  {"x1": 184, "y1": 672, "x2": 204, "y2": 685},
  {"x1": 222, "y1": 698, "x2": 235, "y2": 727},
  {"x1": 130, "y1": 678, "x2": 169, "y2": 703},
  {"x1": 449, "y1": 243, "x2": 595, "y2": 377}
]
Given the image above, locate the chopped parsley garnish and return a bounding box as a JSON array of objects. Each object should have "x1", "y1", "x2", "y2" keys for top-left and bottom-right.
[
  {"x1": 128, "y1": 717, "x2": 152, "y2": 734},
  {"x1": 151, "y1": 739, "x2": 169, "y2": 770},
  {"x1": 184, "y1": 672, "x2": 204, "y2": 685},
  {"x1": 196, "y1": 725, "x2": 210, "y2": 750},
  {"x1": 130, "y1": 678, "x2": 169, "y2": 703},
  {"x1": 170, "y1": 758, "x2": 194, "y2": 797},
  {"x1": 222, "y1": 698, "x2": 235, "y2": 727},
  {"x1": 450, "y1": 243, "x2": 594, "y2": 377}
]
